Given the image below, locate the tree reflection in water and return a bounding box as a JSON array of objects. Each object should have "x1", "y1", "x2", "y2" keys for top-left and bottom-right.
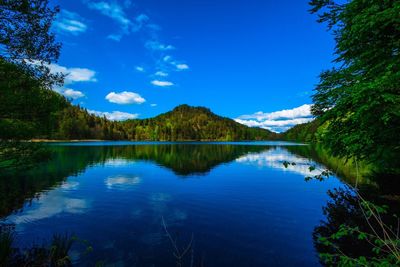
[
  {"x1": 0, "y1": 144, "x2": 271, "y2": 218},
  {"x1": 313, "y1": 187, "x2": 400, "y2": 265}
]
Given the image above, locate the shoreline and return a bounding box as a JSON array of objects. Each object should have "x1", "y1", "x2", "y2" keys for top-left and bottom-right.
[
  {"x1": 27, "y1": 139, "x2": 288, "y2": 143},
  {"x1": 29, "y1": 139, "x2": 106, "y2": 143}
]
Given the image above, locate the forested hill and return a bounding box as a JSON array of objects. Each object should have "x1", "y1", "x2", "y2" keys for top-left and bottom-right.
[
  {"x1": 121, "y1": 104, "x2": 276, "y2": 141},
  {"x1": 0, "y1": 61, "x2": 275, "y2": 141}
]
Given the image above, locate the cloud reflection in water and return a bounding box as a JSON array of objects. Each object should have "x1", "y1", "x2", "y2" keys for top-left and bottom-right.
[
  {"x1": 105, "y1": 175, "x2": 141, "y2": 189},
  {"x1": 6, "y1": 182, "x2": 89, "y2": 225},
  {"x1": 236, "y1": 147, "x2": 322, "y2": 177}
]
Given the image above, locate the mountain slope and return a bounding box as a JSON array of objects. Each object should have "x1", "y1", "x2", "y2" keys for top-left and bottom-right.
[
  {"x1": 280, "y1": 119, "x2": 322, "y2": 142},
  {"x1": 122, "y1": 104, "x2": 276, "y2": 141}
]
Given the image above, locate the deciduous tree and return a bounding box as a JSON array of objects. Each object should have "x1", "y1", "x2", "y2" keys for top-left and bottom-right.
[{"x1": 310, "y1": 0, "x2": 400, "y2": 172}]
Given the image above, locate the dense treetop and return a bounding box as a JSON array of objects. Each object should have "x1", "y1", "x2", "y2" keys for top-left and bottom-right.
[{"x1": 0, "y1": 0, "x2": 63, "y2": 87}]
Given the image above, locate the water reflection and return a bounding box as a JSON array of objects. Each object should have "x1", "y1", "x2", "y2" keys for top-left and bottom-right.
[
  {"x1": 105, "y1": 175, "x2": 141, "y2": 189},
  {"x1": 51, "y1": 143, "x2": 275, "y2": 176},
  {"x1": 236, "y1": 147, "x2": 323, "y2": 176},
  {"x1": 6, "y1": 187, "x2": 89, "y2": 225},
  {"x1": 0, "y1": 143, "x2": 354, "y2": 220},
  {"x1": 1, "y1": 144, "x2": 273, "y2": 218},
  {"x1": 0, "y1": 142, "x2": 357, "y2": 266}
]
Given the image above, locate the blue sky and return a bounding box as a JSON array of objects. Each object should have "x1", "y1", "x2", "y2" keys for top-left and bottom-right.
[{"x1": 49, "y1": 0, "x2": 334, "y2": 132}]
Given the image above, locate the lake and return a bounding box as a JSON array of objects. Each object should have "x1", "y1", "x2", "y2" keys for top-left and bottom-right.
[{"x1": 0, "y1": 142, "x2": 347, "y2": 266}]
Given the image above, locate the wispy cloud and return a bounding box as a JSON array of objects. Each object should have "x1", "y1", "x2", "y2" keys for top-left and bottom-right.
[
  {"x1": 85, "y1": 1, "x2": 189, "y2": 82},
  {"x1": 235, "y1": 104, "x2": 313, "y2": 132},
  {"x1": 54, "y1": 10, "x2": 87, "y2": 35},
  {"x1": 147, "y1": 23, "x2": 161, "y2": 31},
  {"x1": 123, "y1": 0, "x2": 133, "y2": 8},
  {"x1": 135, "y1": 14, "x2": 149, "y2": 24},
  {"x1": 145, "y1": 40, "x2": 175, "y2": 51},
  {"x1": 150, "y1": 103, "x2": 157, "y2": 107},
  {"x1": 86, "y1": 1, "x2": 149, "y2": 41},
  {"x1": 160, "y1": 55, "x2": 189, "y2": 71},
  {"x1": 129, "y1": 13, "x2": 150, "y2": 33},
  {"x1": 107, "y1": 34, "x2": 123, "y2": 41},
  {"x1": 151, "y1": 80, "x2": 174, "y2": 87},
  {"x1": 88, "y1": 1, "x2": 130, "y2": 27},
  {"x1": 135, "y1": 66, "x2": 145, "y2": 72},
  {"x1": 155, "y1": 71, "x2": 168, "y2": 77},
  {"x1": 163, "y1": 55, "x2": 172, "y2": 62},
  {"x1": 88, "y1": 110, "x2": 139, "y2": 120},
  {"x1": 105, "y1": 91, "x2": 146, "y2": 104}
]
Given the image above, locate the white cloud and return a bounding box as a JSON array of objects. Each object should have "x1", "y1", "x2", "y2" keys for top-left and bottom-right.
[
  {"x1": 88, "y1": 110, "x2": 139, "y2": 121},
  {"x1": 105, "y1": 91, "x2": 146, "y2": 104},
  {"x1": 163, "y1": 55, "x2": 172, "y2": 62},
  {"x1": 151, "y1": 80, "x2": 174, "y2": 87},
  {"x1": 47, "y1": 63, "x2": 97, "y2": 84},
  {"x1": 150, "y1": 103, "x2": 157, "y2": 107},
  {"x1": 145, "y1": 40, "x2": 175, "y2": 51},
  {"x1": 62, "y1": 88, "x2": 85, "y2": 99},
  {"x1": 235, "y1": 104, "x2": 314, "y2": 133},
  {"x1": 155, "y1": 71, "x2": 168, "y2": 77},
  {"x1": 135, "y1": 66, "x2": 145, "y2": 72},
  {"x1": 176, "y1": 63, "x2": 189, "y2": 70},
  {"x1": 235, "y1": 118, "x2": 314, "y2": 132},
  {"x1": 54, "y1": 10, "x2": 87, "y2": 35},
  {"x1": 238, "y1": 104, "x2": 312, "y2": 121},
  {"x1": 67, "y1": 68, "x2": 97, "y2": 83}
]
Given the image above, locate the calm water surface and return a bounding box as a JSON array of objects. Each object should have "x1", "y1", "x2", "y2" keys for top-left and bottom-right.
[{"x1": 1, "y1": 142, "x2": 345, "y2": 266}]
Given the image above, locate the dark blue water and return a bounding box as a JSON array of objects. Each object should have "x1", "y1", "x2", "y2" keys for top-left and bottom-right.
[{"x1": 2, "y1": 142, "x2": 344, "y2": 266}]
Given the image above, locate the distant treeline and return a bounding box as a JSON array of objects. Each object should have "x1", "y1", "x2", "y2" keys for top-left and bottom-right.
[
  {"x1": 0, "y1": 60, "x2": 276, "y2": 141},
  {"x1": 280, "y1": 119, "x2": 322, "y2": 143}
]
